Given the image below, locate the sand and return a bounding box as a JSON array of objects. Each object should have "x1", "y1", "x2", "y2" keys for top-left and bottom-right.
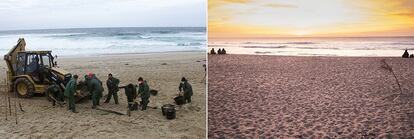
[
  {"x1": 208, "y1": 54, "x2": 414, "y2": 138},
  {"x1": 0, "y1": 52, "x2": 206, "y2": 139}
]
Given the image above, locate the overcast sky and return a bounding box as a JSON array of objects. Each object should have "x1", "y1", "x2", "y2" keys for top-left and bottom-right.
[{"x1": 0, "y1": 0, "x2": 206, "y2": 30}]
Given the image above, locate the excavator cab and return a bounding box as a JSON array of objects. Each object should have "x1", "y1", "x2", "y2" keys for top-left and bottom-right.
[{"x1": 4, "y1": 38, "x2": 72, "y2": 98}]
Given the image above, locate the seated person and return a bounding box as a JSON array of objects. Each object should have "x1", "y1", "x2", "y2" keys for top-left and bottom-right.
[
  {"x1": 402, "y1": 49, "x2": 409, "y2": 58},
  {"x1": 210, "y1": 48, "x2": 216, "y2": 54},
  {"x1": 27, "y1": 57, "x2": 40, "y2": 73}
]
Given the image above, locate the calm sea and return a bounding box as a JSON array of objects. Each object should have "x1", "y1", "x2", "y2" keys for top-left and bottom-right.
[{"x1": 209, "y1": 37, "x2": 414, "y2": 57}]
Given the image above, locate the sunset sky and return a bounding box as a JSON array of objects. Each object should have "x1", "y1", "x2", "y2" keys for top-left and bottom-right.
[{"x1": 209, "y1": 0, "x2": 414, "y2": 38}]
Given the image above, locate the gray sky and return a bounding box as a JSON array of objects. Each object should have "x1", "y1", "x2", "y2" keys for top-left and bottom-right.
[{"x1": 0, "y1": 0, "x2": 206, "y2": 30}]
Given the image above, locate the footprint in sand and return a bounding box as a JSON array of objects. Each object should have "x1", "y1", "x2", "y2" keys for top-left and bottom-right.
[{"x1": 98, "y1": 129, "x2": 114, "y2": 133}]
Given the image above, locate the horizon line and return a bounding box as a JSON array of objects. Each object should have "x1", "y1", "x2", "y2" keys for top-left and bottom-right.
[
  {"x1": 0, "y1": 26, "x2": 207, "y2": 32},
  {"x1": 209, "y1": 35, "x2": 414, "y2": 39}
]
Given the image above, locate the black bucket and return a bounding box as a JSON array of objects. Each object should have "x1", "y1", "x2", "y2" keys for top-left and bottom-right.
[
  {"x1": 174, "y1": 96, "x2": 185, "y2": 105},
  {"x1": 150, "y1": 89, "x2": 158, "y2": 96},
  {"x1": 165, "y1": 107, "x2": 176, "y2": 120},
  {"x1": 162, "y1": 104, "x2": 175, "y2": 116}
]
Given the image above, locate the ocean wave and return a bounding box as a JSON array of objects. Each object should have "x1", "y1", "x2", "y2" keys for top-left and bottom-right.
[
  {"x1": 0, "y1": 27, "x2": 206, "y2": 56},
  {"x1": 151, "y1": 31, "x2": 178, "y2": 34},
  {"x1": 389, "y1": 42, "x2": 414, "y2": 45},
  {"x1": 255, "y1": 51, "x2": 272, "y2": 54},
  {"x1": 46, "y1": 32, "x2": 144, "y2": 39},
  {"x1": 243, "y1": 42, "x2": 283, "y2": 45},
  {"x1": 243, "y1": 45, "x2": 287, "y2": 49},
  {"x1": 285, "y1": 42, "x2": 315, "y2": 44},
  {"x1": 114, "y1": 32, "x2": 143, "y2": 36},
  {"x1": 243, "y1": 42, "x2": 316, "y2": 45},
  {"x1": 295, "y1": 46, "x2": 340, "y2": 50},
  {"x1": 177, "y1": 42, "x2": 203, "y2": 46},
  {"x1": 208, "y1": 45, "x2": 227, "y2": 47},
  {"x1": 297, "y1": 53, "x2": 337, "y2": 56}
]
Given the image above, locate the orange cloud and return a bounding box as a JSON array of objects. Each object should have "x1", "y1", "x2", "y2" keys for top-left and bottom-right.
[{"x1": 209, "y1": 0, "x2": 414, "y2": 38}]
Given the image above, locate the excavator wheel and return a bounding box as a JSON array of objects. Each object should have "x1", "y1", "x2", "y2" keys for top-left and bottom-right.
[{"x1": 14, "y1": 78, "x2": 35, "y2": 98}]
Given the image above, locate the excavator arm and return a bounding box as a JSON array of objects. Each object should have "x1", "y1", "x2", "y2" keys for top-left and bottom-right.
[{"x1": 4, "y1": 38, "x2": 26, "y2": 91}]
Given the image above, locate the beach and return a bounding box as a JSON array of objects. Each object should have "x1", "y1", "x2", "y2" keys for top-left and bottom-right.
[
  {"x1": 208, "y1": 54, "x2": 414, "y2": 138},
  {"x1": 0, "y1": 52, "x2": 206, "y2": 139}
]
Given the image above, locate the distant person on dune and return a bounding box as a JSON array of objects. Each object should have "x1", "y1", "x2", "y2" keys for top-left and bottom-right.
[
  {"x1": 210, "y1": 48, "x2": 216, "y2": 54},
  {"x1": 402, "y1": 49, "x2": 409, "y2": 58}
]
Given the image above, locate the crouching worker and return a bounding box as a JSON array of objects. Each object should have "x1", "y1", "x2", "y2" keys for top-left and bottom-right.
[
  {"x1": 179, "y1": 77, "x2": 193, "y2": 103},
  {"x1": 120, "y1": 84, "x2": 138, "y2": 111},
  {"x1": 64, "y1": 75, "x2": 79, "y2": 113},
  {"x1": 47, "y1": 83, "x2": 64, "y2": 106},
  {"x1": 138, "y1": 77, "x2": 150, "y2": 110}
]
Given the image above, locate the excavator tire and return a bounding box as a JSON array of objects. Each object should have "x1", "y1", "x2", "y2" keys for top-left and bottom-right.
[{"x1": 14, "y1": 78, "x2": 35, "y2": 98}]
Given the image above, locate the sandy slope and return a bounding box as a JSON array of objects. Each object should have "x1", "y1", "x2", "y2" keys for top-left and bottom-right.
[
  {"x1": 0, "y1": 52, "x2": 206, "y2": 139},
  {"x1": 208, "y1": 54, "x2": 414, "y2": 138}
]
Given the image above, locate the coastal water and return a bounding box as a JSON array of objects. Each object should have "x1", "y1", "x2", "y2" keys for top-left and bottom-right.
[
  {"x1": 209, "y1": 37, "x2": 414, "y2": 57},
  {"x1": 0, "y1": 27, "x2": 206, "y2": 56}
]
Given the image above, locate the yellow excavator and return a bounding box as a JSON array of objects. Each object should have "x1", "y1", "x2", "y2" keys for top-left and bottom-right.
[{"x1": 4, "y1": 38, "x2": 88, "y2": 102}]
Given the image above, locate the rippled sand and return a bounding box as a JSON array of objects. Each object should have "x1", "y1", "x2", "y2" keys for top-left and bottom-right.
[{"x1": 208, "y1": 54, "x2": 414, "y2": 138}]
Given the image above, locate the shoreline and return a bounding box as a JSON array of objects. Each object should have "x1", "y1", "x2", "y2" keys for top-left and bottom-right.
[{"x1": 57, "y1": 50, "x2": 206, "y2": 58}]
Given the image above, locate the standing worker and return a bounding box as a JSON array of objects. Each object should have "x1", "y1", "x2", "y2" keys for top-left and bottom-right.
[
  {"x1": 105, "y1": 73, "x2": 120, "y2": 104},
  {"x1": 179, "y1": 77, "x2": 193, "y2": 103},
  {"x1": 138, "y1": 77, "x2": 150, "y2": 110},
  {"x1": 120, "y1": 84, "x2": 138, "y2": 111},
  {"x1": 90, "y1": 73, "x2": 104, "y2": 109},
  {"x1": 92, "y1": 74, "x2": 103, "y2": 102},
  {"x1": 64, "y1": 75, "x2": 79, "y2": 113}
]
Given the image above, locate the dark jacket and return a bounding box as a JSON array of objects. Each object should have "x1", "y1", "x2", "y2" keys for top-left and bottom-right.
[
  {"x1": 138, "y1": 81, "x2": 150, "y2": 98},
  {"x1": 107, "y1": 77, "x2": 120, "y2": 92},
  {"x1": 90, "y1": 78, "x2": 104, "y2": 95},
  {"x1": 125, "y1": 85, "x2": 137, "y2": 101},
  {"x1": 179, "y1": 81, "x2": 193, "y2": 96},
  {"x1": 64, "y1": 78, "x2": 77, "y2": 97}
]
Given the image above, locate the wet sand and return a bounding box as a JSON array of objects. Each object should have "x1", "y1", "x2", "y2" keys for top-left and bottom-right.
[
  {"x1": 0, "y1": 52, "x2": 206, "y2": 139},
  {"x1": 208, "y1": 54, "x2": 414, "y2": 138}
]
